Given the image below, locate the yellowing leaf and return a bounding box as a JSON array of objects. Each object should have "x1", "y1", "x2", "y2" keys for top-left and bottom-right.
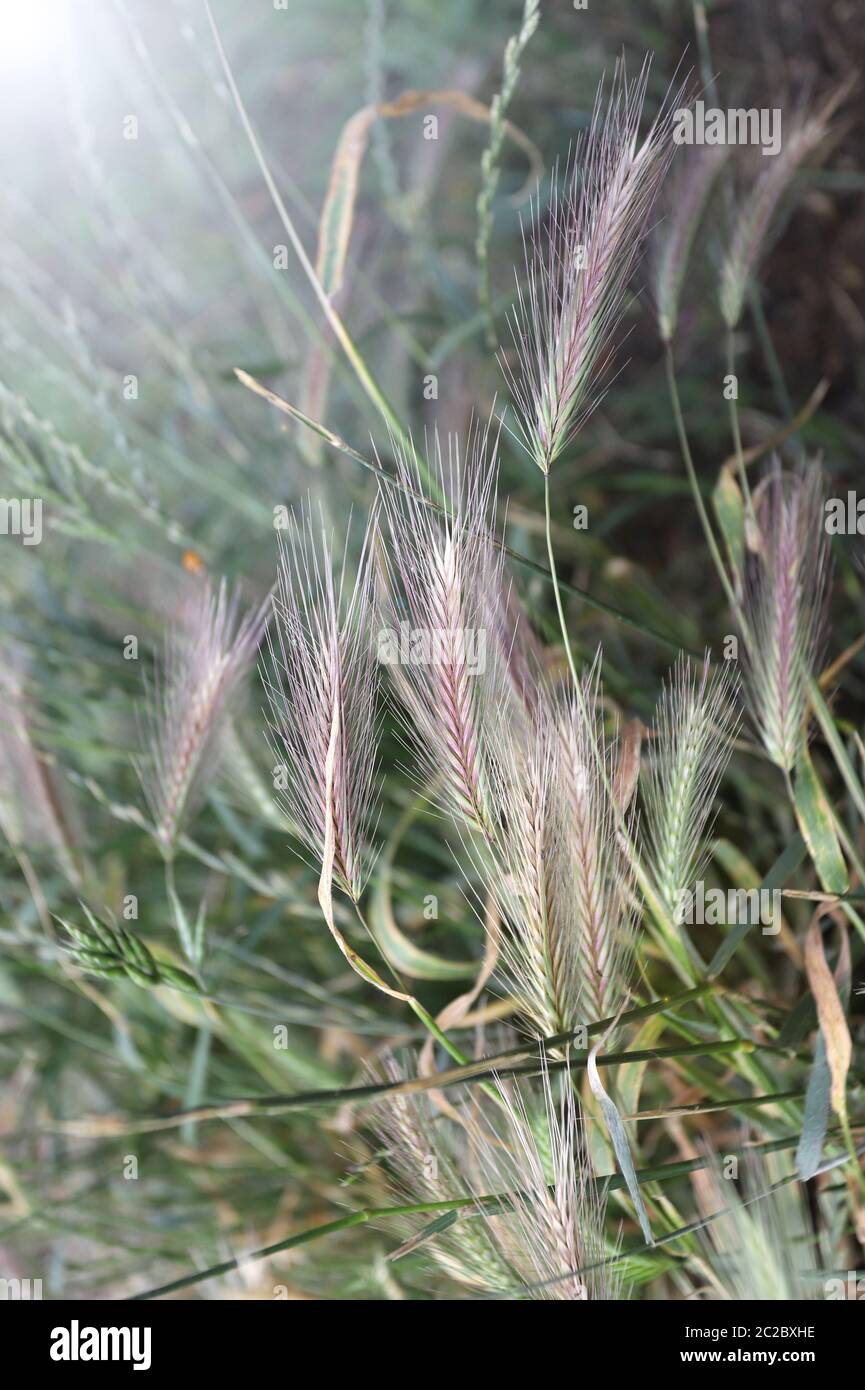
[
  {"x1": 712, "y1": 463, "x2": 745, "y2": 585},
  {"x1": 796, "y1": 920, "x2": 850, "y2": 1179},
  {"x1": 804, "y1": 914, "x2": 851, "y2": 1123}
]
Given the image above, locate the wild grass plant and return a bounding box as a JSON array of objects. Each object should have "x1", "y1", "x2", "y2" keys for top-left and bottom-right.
[{"x1": 0, "y1": 0, "x2": 864, "y2": 1303}]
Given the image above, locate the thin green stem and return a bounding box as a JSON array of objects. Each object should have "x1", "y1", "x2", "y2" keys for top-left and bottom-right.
[
  {"x1": 747, "y1": 285, "x2": 799, "y2": 449},
  {"x1": 131, "y1": 1122, "x2": 850, "y2": 1300},
  {"x1": 239, "y1": 370, "x2": 698, "y2": 656},
  {"x1": 203, "y1": 0, "x2": 434, "y2": 488},
  {"x1": 353, "y1": 901, "x2": 507, "y2": 1110},
  {"x1": 543, "y1": 469, "x2": 581, "y2": 690},
  {"x1": 810, "y1": 679, "x2": 865, "y2": 826},
  {"x1": 51, "y1": 1034, "x2": 747, "y2": 1140},
  {"x1": 726, "y1": 326, "x2": 755, "y2": 524},
  {"x1": 840, "y1": 1112, "x2": 865, "y2": 1198},
  {"x1": 130, "y1": 1197, "x2": 476, "y2": 1300},
  {"x1": 664, "y1": 342, "x2": 743, "y2": 626}
]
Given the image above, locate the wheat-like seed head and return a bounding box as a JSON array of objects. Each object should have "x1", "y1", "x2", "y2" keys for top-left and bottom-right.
[
  {"x1": 371, "y1": 1054, "x2": 620, "y2": 1300},
  {"x1": 457, "y1": 1059, "x2": 621, "y2": 1300},
  {"x1": 380, "y1": 428, "x2": 635, "y2": 1038},
  {"x1": 554, "y1": 664, "x2": 636, "y2": 1022},
  {"x1": 720, "y1": 104, "x2": 834, "y2": 329},
  {"x1": 642, "y1": 655, "x2": 740, "y2": 926},
  {"x1": 741, "y1": 459, "x2": 830, "y2": 773},
  {"x1": 263, "y1": 503, "x2": 380, "y2": 901},
  {"x1": 141, "y1": 577, "x2": 268, "y2": 856},
  {"x1": 477, "y1": 662, "x2": 634, "y2": 1037},
  {"x1": 377, "y1": 423, "x2": 515, "y2": 836},
  {"x1": 505, "y1": 57, "x2": 681, "y2": 472},
  {"x1": 694, "y1": 1151, "x2": 820, "y2": 1301},
  {"x1": 485, "y1": 707, "x2": 568, "y2": 1038},
  {"x1": 369, "y1": 1056, "x2": 514, "y2": 1293},
  {"x1": 61, "y1": 904, "x2": 198, "y2": 992},
  {"x1": 653, "y1": 143, "x2": 729, "y2": 342}
]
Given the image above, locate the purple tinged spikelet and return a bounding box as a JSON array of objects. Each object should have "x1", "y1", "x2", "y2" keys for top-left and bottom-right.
[
  {"x1": 380, "y1": 429, "x2": 634, "y2": 1035},
  {"x1": 642, "y1": 655, "x2": 741, "y2": 925},
  {"x1": 486, "y1": 708, "x2": 567, "y2": 1037},
  {"x1": 482, "y1": 661, "x2": 634, "y2": 1036},
  {"x1": 372, "y1": 1054, "x2": 620, "y2": 1300},
  {"x1": 377, "y1": 424, "x2": 514, "y2": 836},
  {"x1": 654, "y1": 143, "x2": 729, "y2": 342},
  {"x1": 463, "y1": 1061, "x2": 621, "y2": 1300},
  {"x1": 720, "y1": 104, "x2": 835, "y2": 329},
  {"x1": 554, "y1": 664, "x2": 635, "y2": 1022},
  {"x1": 506, "y1": 57, "x2": 682, "y2": 472},
  {"x1": 263, "y1": 504, "x2": 380, "y2": 900},
  {"x1": 143, "y1": 577, "x2": 269, "y2": 856},
  {"x1": 742, "y1": 458, "x2": 830, "y2": 773},
  {"x1": 369, "y1": 1056, "x2": 513, "y2": 1293}
]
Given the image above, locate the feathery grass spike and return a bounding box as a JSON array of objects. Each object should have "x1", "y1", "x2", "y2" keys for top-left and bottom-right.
[
  {"x1": 742, "y1": 460, "x2": 830, "y2": 773},
  {"x1": 642, "y1": 655, "x2": 740, "y2": 926},
  {"x1": 506, "y1": 58, "x2": 681, "y2": 472}
]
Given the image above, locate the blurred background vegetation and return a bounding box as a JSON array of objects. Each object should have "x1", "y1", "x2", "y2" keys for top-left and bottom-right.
[{"x1": 1, "y1": 0, "x2": 863, "y2": 1299}]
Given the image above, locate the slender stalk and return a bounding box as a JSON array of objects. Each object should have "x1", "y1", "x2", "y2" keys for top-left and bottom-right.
[
  {"x1": 203, "y1": 0, "x2": 425, "y2": 476},
  {"x1": 810, "y1": 679, "x2": 865, "y2": 825},
  {"x1": 49, "y1": 1034, "x2": 748, "y2": 1139},
  {"x1": 604, "y1": 360, "x2": 802, "y2": 1088},
  {"x1": 408, "y1": 999, "x2": 469, "y2": 1068},
  {"x1": 747, "y1": 285, "x2": 799, "y2": 448},
  {"x1": 664, "y1": 343, "x2": 743, "y2": 625},
  {"x1": 726, "y1": 326, "x2": 755, "y2": 524},
  {"x1": 130, "y1": 1197, "x2": 481, "y2": 1300},
  {"x1": 543, "y1": 471, "x2": 581, "y2": 690}
]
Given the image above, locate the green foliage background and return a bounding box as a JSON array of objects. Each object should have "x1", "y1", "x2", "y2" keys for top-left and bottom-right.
[{"x1": 1, "y1": 0, "x2": 863, "y2": 1299}]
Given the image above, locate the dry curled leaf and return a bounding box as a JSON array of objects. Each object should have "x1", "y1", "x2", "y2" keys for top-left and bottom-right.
[
  {"x1": 317, "y1": 89, "x2": 542, "y2": 297},
  {"x1": 613, "y1": 717, "x2": 643, "y2": 813}
]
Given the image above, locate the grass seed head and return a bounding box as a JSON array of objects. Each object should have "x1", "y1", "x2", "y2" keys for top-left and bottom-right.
[
  {"x1": 642, "y1": 654, "x2": 741, "y2": 926},
  {"x1": 506, "y1": 57, "x2": 682, "y2": 472},
  {"x1": 720, "y1": 99, "x2": 838, "y2": 329},
  {"x1": 263, "y1": 503, "x2": 380, "y2": 900},
  {"x1": 741, "y1": 458, "x2": 830, "y2": 773},
  {"x1": 141, "y1": 577, "x2": 269, "y2": 857}
]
